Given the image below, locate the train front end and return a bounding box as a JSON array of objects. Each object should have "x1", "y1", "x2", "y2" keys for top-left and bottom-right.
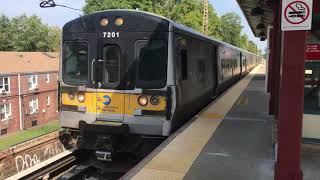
[{"x1": 59, "y1": 10, "x2": 175, "y2": 158}]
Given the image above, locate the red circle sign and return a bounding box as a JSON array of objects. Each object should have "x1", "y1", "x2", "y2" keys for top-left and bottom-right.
[{"x1": 284, "y1": 1, "x2": 310, "y2": 24}]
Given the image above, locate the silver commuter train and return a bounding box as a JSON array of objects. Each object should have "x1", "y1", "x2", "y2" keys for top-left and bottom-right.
[{"x1": 59, "y1": 9, "x2": 261, "y2": 158}]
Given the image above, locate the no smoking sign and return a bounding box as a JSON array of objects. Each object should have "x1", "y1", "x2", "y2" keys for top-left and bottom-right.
[{"x1": 281, "y1": 0, "x2": 313, "y2": 31}]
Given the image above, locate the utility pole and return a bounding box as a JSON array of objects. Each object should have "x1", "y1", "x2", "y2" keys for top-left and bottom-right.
[{"x1": 203, "y1": 0, "x2": 209, "y2": 35}]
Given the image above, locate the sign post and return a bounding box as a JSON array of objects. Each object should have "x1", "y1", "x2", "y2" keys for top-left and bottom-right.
[
  {"x1": 275, "y1": 1, "x2": 313, "y2": 180},
  {"x1": 281, "y1": 0, "x2": 313, "y2": 31}
]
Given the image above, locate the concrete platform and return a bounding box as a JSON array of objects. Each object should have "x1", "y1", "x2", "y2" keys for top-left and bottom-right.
[
  {"x1": 124, "y1": 64, "x2": 320, "y2": 180},
  {"x1": 184, "y1": 66, "x2": 274, "y2": 180},
  {"x1": 302, "y1": 144, "x2": 320, "y2": 180}
]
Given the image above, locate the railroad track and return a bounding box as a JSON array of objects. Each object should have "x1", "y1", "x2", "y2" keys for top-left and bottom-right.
[
  {"x1": 18, "y1": 150, "x2": 84, "y2": 180},
  {"x1": 18, "y1": 137, "x2": 164, "y2": 180},
  {"x1": 15, "y1": 94, "x2": 223, "y2": 180},
  {"x1": 59, "y1": 153, "x2": 138, "y2": 180},
  {"x1": 13, "y1": 149, "x2": 93, "y2": 180}
]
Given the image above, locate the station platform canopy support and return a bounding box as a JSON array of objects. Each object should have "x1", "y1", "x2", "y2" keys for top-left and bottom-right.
[{"x1": 237, "y1": 0, "x2": 320, "y2": 180}]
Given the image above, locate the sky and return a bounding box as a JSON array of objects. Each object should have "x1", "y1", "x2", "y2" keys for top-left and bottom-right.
[
  {"x1": 211, "y1": 0, "x2": 266, "y2": 50},
  {"x1": 0, "y1": 0, "x2": 266, "y2": 50}
]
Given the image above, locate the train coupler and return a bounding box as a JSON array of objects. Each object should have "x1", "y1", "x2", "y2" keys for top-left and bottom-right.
[{"x1": 95, "y1": 151, "x2": 112, "y2": 161}]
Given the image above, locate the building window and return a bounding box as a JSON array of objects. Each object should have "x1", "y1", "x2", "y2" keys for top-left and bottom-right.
[
  {"x1": 1, "y1": 128, "x2": 7, "y2": 135},
  {"x1": 29, "y1": 99, "x2": 39, "y2": 114},
  {"x1": 46, "y1": 96, "x2": 51, "y2": 106},
  {"x1": 32, "y1": 120, "x2": 37, "y2": 127},
  {"x1": 0, "y1": 77, "x2": 10, "y2": 93},
  {"x1": 46, "y1": 74, "x2": 50, "y2": 83},
  {"x1": 0, "y1": 104, "x2": 11, "y2": 121},
  {"x1": 28, "y1": 75, "x2": 38, "y2": 90}
]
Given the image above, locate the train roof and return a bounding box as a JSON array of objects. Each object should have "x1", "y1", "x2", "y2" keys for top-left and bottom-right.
[{"x1": 63, "y1": 9, "x2": 259, "y2": 56}]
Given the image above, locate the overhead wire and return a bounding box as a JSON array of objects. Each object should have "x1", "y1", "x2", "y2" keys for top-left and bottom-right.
[{"x1": 39, "y1": 0, "x2": 83, "y2": 12}]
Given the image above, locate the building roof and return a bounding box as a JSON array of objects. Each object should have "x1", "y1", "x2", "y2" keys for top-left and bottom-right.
[
  {"x1": 0, "y1": 52, "x2": 59, "y2": 75},
  {"x1": 237, "y1": 0, "x2": 273, "y2": 39}
]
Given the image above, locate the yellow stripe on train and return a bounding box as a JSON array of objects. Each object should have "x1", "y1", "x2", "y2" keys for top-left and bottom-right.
[{"x1": 61, "y1": 92, "x2": 166, "y2": 116}]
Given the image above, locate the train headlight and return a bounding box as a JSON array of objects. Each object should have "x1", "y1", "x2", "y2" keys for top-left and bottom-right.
[
  {"x1": 138, "y1": 96, "x2": 148, "y2": 106},
  {"x1": 77, "y1": 93, "x2": 86, "y2": 103},
  {"x1": 150, "y1": 96, "x2": 160, "y2": 106},
  {"x1": 68, "y1": 92, "x2": 75, "y2": 100},
  {"x1": 100, "y1": 18, "x2": 109, "y2": 27},
  {"x1": 115, "y1": 17, "x2": 124, "y2": 26}
]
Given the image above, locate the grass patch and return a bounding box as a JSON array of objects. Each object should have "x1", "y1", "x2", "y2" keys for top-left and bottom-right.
[{"x1": 0, "y1": 121, "x2": 60, "y2": 151}]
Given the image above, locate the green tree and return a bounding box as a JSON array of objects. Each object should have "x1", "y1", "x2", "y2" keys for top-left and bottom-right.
[
  {"x1": 154, "y1": 0, "x2": 203, "y2": 32},
  {"x1": 207, "y1": 4, "x2": 221, "y2": 39},
  {"x1": 83, "y1": 0, "x2": 220, "y2": 34},
  {"x1": 82, "y1": 0, "x2": 261, "y2": 53},
  {"x1": 263, "y1": 47, "x2": 268, "y2": 59},
  {"x1": 219, "y1": 12, "x2": 243, "y2": 46},
  {"x1": 47, "y1": 26, "x2": 62, "y2": 52},
  {"x1": 239, "y1": 34, "x2": 249, "y2": 50},
  {"x1": 83, "y1": 0, "x2": 133, "y2": 14},
  {"x1": 0, "y1": 15, "x2": 13, "y2": 51},
  {"x1": 247, "y1": 40, "x2": 257, "y2": 53},
  {"x1": 2, "y1": 14, "x2": 61, "y2": 52}
]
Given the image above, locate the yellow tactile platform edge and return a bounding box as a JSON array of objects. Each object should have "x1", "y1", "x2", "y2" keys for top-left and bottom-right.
[{"x1": 132, "y1": 65, "x2": 263, "y2": 180}]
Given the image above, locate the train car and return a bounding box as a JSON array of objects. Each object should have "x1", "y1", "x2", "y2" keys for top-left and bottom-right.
[{"x1": 59, "y1": 9, "x2": 260, "y2": 160}]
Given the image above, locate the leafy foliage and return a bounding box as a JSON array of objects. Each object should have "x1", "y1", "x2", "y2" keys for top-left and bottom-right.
[
  {"x1": 239, "y1": 34, "x2": 249, "y2": 50},
  {"x1": 0, "y1": 15, "x2": 13, "y2": 51},
  {"x1": 83, "y1": 0, "x2": 220, "y2": 39},
  {"x1": 0, "y1": 1, "x2": 260, "y2": 53},
  {"x1": 220, "y1": 12, "x2": 243, "y2": 47},
  {"x1": 247, "y1": 40, "x2": 258, "y2": 54},
  {"x1": 0, "y1": 14, "x2": 61, "y2": 52},
  {"x1": 83, "y1": 0, "x2": 260, "y2": 54}
]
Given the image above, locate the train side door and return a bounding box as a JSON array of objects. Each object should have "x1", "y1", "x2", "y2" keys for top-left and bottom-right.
[
  {"x1": 95, "y1": 38, "x2": 126, "y2": 122},
  {"x1": 240, "y1": 52, "x2": 243, "y2": 76},
  {"x1": 244, "y1": 55, "x2": 248, "y2": 73},
  {"x1": 212, "y1": 46, "x2": 218, "y2": 94}
]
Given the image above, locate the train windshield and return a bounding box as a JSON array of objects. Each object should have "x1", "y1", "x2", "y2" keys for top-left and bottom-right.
[
  {"x1": 62, "y1": 42, "x2": 88, "y2": 84},
  {"x1": 135, "y1": 40, "x2": 167, "y2": 89}
]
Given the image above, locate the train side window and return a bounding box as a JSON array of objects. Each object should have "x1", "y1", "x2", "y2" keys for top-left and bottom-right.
[
  {"x1": 180, "y1": 49, "x2": 188, "y2": 80},
  {"x1": 103, "y1": 45, "x2": 121, "y2": 84}
]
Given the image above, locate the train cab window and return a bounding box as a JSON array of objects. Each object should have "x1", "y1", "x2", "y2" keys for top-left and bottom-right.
[
  {"x1": 135, "y1": 40, "x2": 167, "y2": 89},
  {"x1": 63, "y1": 42, "x2": 88, "y2": 84},
  {"x1": 103, "y1": 45, "x2": 120, "y2": 84},
  {"x1": 180, "y1": 49, "x2": 188, "y2": 80}
]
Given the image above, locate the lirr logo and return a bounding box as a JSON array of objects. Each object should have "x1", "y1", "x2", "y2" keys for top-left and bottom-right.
[{"x1": 103, "y1": 95, "x2": 112, "y2": 105}]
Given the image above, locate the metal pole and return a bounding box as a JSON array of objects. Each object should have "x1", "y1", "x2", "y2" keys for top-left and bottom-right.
[
  {"x1": 265, "y1": 25, "x2": 273, "y2": 93},
  {"x1": 203, "y1": 0, "x2": 209, "y2": 35},
  {"x1": 18, "y1": 74, "x2": 23, "y2": 130},
  {"x1": 275, "y1": 30, "x2": 306, "y2": 180},
  {"x1": 269, "y1": 0, "x2": 281, "y2": 115}
]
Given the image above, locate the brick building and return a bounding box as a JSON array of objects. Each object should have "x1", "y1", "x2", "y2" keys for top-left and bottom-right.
[{"x1": 0, "y1": 52, "x2": 59, "y2": 135}]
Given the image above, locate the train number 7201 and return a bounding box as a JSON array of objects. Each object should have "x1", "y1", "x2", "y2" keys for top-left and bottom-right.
[{"x1": 103, "y1": 32, "x2": 120, "y2": 38}]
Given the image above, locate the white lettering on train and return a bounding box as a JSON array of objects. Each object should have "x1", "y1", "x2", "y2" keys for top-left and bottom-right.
[{"x1": 103, "y1": 32, "x2": 120, "y2": 38}]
